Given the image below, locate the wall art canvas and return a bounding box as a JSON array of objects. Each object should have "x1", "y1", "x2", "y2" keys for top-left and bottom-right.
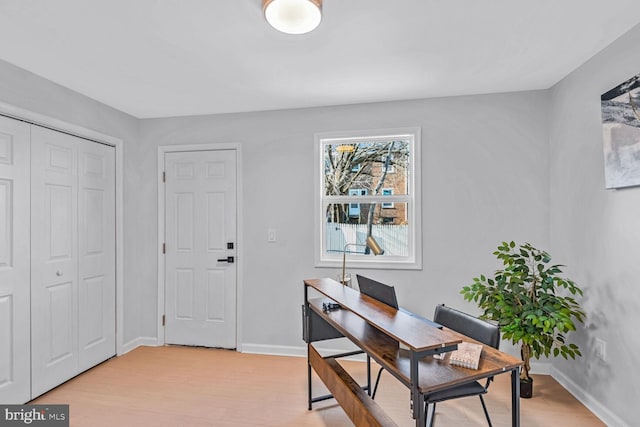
[{"x1": 601, "y1": 73, "x2": 640, "y2": 189}]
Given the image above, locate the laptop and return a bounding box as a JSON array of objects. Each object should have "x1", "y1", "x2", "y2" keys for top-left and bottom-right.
[{"x1": 356, "y1": 274, "x2": 441, "y2": 329}]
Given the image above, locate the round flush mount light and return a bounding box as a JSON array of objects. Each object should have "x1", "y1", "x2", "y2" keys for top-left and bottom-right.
[{"x1": 263, "y1": 0, "x2": 322, "y2": 35}]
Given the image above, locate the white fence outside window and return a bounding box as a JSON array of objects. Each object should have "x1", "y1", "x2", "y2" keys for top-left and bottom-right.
[{"x1": 325, "y1": 223, "x2": 408, "y2": 257}]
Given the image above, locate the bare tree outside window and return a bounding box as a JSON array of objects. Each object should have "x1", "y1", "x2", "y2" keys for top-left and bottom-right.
[
  {"x1": 316, "y1": 129, "x2": 420, "y2": 268},
  {"x1": 324, "y1": 140, "x2": 409, "y2": 231}
]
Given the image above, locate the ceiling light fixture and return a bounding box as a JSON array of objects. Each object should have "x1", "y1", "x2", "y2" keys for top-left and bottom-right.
[{"x1": 263, "y1": 0, "x2": 322, "y2": 35}]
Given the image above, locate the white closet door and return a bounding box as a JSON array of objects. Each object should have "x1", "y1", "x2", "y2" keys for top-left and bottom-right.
[
  {"x1": 78, "y1": 139, "x2": 115, "y2": 371},
  {"x1": 30, "y1": 126, "x2": 80, "y2": 398},
  {"x1": 0, "y1": 116, "x2": 31, "y2": 403},
  {"x1": 31, "y1": 127, "x2": 116, "y2": 398}
]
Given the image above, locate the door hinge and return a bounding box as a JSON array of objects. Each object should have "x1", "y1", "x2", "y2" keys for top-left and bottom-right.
[
  {"x1": 162, "y1": 171, "x2": 166, "y2": 183},
  {"x1": 162, "y1": 314, "x2": 166, "y2": 326},
  {"x1": 162, "y1": 243, "x2": 166, "y2": 254}
]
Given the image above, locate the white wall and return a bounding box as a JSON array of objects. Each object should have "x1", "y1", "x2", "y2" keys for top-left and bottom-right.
[
  {"x1": 548, "y1": 24, "x2": 640, "y2": 427},
  {"x1": 139, "y1": 91, "x2": 550, "y2": 352}
]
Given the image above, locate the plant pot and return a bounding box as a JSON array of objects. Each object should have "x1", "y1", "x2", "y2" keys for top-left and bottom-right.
[{"x1": 520, "y1": 377, "x2": 533, "y2": 398}]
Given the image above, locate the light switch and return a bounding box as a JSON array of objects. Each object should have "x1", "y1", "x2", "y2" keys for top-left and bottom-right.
[{"x1": 267, "y1": 228, "x2": 277, "y2": 242}]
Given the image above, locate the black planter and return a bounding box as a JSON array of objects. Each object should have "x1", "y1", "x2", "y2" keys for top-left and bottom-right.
[{"x1": 520, "y1": 377, "x2": 533, "y2": 398}]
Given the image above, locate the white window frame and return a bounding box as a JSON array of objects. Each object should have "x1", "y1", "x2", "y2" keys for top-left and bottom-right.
[{"x1": 314, "y1": 127, "x2": 422, "y2": 270}]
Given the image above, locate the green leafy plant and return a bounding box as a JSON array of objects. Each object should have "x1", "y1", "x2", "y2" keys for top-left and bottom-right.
[{"x1": 461, "y1": 241, "x2": 585, "y2": 381}]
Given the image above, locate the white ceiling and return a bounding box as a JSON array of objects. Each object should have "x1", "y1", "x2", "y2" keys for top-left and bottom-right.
[{"x1": 1, "y1": 0, "x2": 640, "y2": 119}]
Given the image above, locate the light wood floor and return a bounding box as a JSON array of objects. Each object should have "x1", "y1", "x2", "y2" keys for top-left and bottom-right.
[{"x1": 31, "y1": 346, "x2": 604, "y2": 426}]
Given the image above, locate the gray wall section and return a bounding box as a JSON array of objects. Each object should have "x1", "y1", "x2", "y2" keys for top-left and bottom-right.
[
  {"x1": 140, "y1": 91, "x2": 550, "y2": 348},
  {"x1": 549, "y1": 23, "x2": 640, "y2": 427},
  {"x1": 2, "y1": 20, "x2": 638, "y2": 423},
  {"x1": 0, "y1": 58, "x2": 137, "y2": 139}
]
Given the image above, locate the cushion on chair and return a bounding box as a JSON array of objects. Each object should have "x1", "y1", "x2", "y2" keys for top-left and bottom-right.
[
  {"x1": 433, "y1": 305, "x2": 500, "y2": 349},
  {"x1": 425, "y1": 380, "x2": 487, "y2": 403}
]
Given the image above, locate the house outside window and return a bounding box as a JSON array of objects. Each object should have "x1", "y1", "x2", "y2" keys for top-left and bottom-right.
[
  {"x1": 314, "y1": 127, "x2": 422, "y2": 270},
  {"x1": 381, "y1": 188, "x2": 394, "y2": 209},
  {"x1": 348, "y1": 189, "x2": 368, "y2": 217}
]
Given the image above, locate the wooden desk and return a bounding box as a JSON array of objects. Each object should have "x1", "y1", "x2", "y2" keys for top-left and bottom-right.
[{"x1": 303, "y1": 278, "x2": 523, "y2": 427}]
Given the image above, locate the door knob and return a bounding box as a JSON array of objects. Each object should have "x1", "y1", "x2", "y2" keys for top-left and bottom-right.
[
  {"x1": 217, "y1": 256, "x2": 235, "y2": 263},
  {"x1": 56, "y1": 271, "x2": 63, "y2": 276}
]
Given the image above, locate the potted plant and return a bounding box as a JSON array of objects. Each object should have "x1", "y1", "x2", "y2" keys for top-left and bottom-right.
[{"x1": 460, "y1": 241, "x2": 585, "y2": 398}]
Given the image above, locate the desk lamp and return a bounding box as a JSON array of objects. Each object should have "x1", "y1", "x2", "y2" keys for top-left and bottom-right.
[{"x1": 341, "y1": 236, "x2": 384, "y2": 286}]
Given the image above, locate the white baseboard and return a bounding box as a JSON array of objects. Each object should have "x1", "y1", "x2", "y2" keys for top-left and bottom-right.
[
  {"x1": 241, "y1": 343, "x2": 307, "y2": 358},
  {"x1": 530, "y1": 361, "x2": 624, "y2": 425},
  {"x1": 118, "y1": 336, "x2": 159, "y2": 356},
  {"x1": 551, "y1": 366, "x2": 628, "y2": 427}
]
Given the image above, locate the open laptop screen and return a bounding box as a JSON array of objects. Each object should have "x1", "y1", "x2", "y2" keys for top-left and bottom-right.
[{"x1": 356, "y1": 275, "x2": 399, "y2": 309}]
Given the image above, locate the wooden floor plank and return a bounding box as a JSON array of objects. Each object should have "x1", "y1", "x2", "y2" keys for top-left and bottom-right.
[{"x1": 30, "y1": 346, "x2": 605, "y2": 426}]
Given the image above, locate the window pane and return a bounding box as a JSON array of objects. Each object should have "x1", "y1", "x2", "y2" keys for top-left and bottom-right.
[
  {"x1": 316, "y1": 127, "x2": 420, "y2": 269},
  {"x1": 325, "y1": 203, "x2": 409, "y2": 257},
  {"x1": 323, "y1": 140, "x2": 409, "y2": 196},
  {"x1": 381, "y1": 188, "x2": 394, "y2": 208}
]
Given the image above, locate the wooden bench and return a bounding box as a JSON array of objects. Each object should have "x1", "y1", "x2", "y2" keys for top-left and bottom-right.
[{"x1": 309, "y1": 344, "x2": 398, "y2": 427}]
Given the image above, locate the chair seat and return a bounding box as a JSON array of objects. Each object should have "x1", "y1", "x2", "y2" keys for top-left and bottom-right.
[
  {"x1": 425, "y1": 380, "x2": 486, "y2": 403},
  {"x1": 372, "y1": 305, "x2": 500, "y2": 426}
]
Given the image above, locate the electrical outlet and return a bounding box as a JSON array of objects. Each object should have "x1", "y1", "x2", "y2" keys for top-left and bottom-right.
[{"x1": 594, "y1": 338, "x2": 606, "y2": 362}]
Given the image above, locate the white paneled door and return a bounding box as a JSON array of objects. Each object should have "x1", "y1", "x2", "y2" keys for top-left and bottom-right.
[
  {"x1": 0, "y1": 116, "x2": 30, "y2": 403},
  {"x1": 164, "y1": 150, "x2": 237, "y2": 348},
  {"x1": 31, "y1": 126, "x2": 115, "y2": 398},
  {"x1": 31, "y1": 126, "x2": 79, "y2": 398},
  {"x1": 78, "y1": 138, "x2": 116, "y2": 372}
]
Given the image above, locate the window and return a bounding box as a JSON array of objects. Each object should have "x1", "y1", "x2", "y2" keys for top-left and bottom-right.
[
  {"x1": 314, "y1": 127, "x2": 422, "y2": 270},
  {"x1": 381, "y1": 188, "x2": 394, "y2": 208},
  {"x1": 348, "y1": 189, "x2": 367, "y2": 216}
]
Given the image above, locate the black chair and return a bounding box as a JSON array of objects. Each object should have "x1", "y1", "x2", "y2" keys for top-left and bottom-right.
[
  {"x1": 424, "y1": 304, "x2": 500, "y2": 427},
  {"x1": 371, "y1": 304, "x2": 500, "y2": 427}
]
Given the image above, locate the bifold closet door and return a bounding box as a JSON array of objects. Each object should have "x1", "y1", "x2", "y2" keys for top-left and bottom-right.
[
  {"x1": 0, "y1": 116, "x2": 31, "y2": 403},
  {"x1": 77, "y1": 137, "x2": 115, "y2": 372},
  {"x1": 31, "y1": 126, "x2": 79, "y2": 398},
  {"x1": 30, "y1": 126, "x2": 115, "y2": 398}
]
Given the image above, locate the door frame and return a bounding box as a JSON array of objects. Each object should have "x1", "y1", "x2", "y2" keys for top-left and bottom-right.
[
  {"x1": 0, "y1": 100, "x2": 125, "y2": 355},
  {"x1": 157, "y1": 143, "x2": 243, "y2": 350}
]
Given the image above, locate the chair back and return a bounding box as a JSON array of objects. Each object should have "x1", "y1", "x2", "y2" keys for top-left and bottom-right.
[{"x1": 433, "y1": 304, "x2": 500, "y2": 349}]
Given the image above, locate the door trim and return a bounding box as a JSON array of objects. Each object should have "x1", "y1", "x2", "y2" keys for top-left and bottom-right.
[
  {"x1": 157, "y1": 143, "x2": 243, "y2": 351},
  {"x1": 0, "y1": 100, "x2": 125, "y2": 356}
]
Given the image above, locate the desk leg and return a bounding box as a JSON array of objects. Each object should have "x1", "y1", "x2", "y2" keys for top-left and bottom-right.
[
  {"x1": 410, "y1": 352, "x2": 424, "y2": 427},
  {"x1": 511, "y1": 367, "x2": 520, "y2": 427},
  {"x1": 366, "y1": 355, "x2": 372, "y2": 396},
  {"x1": 307, "y1": 345, "x2": 313, "y2": 410},
  {"x1": 305, "y1": 284, "x2": 312, "y2": 411}
]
